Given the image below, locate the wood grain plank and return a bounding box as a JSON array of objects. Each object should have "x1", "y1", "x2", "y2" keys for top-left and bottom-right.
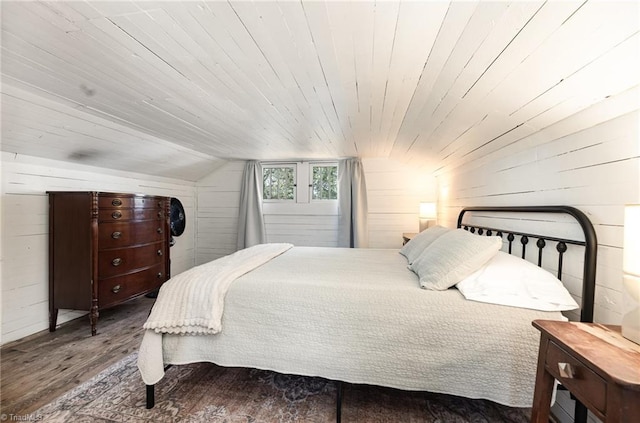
[
  {"x1": 390, "y1": 0, "x2": 476, "y2": 158},
  {"x1": 434, "y1": 84, "x2": 640, "y2": 176},
  {"x1": 1, "y1": 85, "x2": 222, "y2": 180},
  {"x1": 379, "y1": 0, "x2": 452, "y2": 156},
  {"x1": 299, "y1": 0, "x2": 356, "y2": 155},
  {"x1": 3, "y1": 4, "x2": 272, "y2": 159},
  {"x1": 397, "y1": 1, "x2": 512, "y2": 160},
  {"x1": 1, "y1": 296, "x2": 154, "y2": 416}
]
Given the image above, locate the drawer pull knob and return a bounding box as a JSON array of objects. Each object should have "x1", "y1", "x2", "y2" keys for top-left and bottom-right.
[
  {"x1": 112, "y1": 211, "x2": 122, "y2": 219},
  {"x1": 157, "y1": 250, "x2": 163, "y2": 256},
  {"x1": 157, "y1": 272, "x2": 163, "y2": 278},
  {"x1": 558, "y1": 362, "x2": 575, "y2": 379},
  {"x1": 112, "y1": 258, "x2": 123, "y2": 266},
  {"x1": 112, "y1": 199, "x2": 122, "y2": 206},
  {"x1": 157, "y1": 211, "x2": 162, "y2": 218},
  {"x1": 111, "y1": 231, "x2": 122, "y2": 239},
  {"x1": 157, "y1": 228, "x2": 163, "y2": 234},
  {"x1": 111, "y1": 284, "x2": 122, "y2": 293}
]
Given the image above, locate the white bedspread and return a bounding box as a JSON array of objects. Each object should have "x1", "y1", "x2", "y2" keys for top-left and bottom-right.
[
  {"x1": 143, "y1": 243, "x2": 292, "y2": 334},
  {"x1": 138, "y1": 246, "x2": 566, "y2": 407}
]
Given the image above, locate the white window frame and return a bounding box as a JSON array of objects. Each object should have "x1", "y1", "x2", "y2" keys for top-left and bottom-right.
[
  {"x1": 262, "y1": 161, "x2": 338, "y2": 215},
  {"x1": 262, "y1": 163, "x2": 297, "y2": 203},
  {"x1": 310, "y1": 163, "x2": 338, "y2": 202}
]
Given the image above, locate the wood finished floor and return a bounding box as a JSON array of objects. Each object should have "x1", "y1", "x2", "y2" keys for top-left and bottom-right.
[{"x1": 0, "y1": 296, "x2": 155, "y2": 416}]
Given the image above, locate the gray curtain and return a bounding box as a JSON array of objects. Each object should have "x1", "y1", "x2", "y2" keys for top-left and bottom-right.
[
  {"x1": 337, "y1": 158, "x2": 369, "y2": 248},
  {"x1": 237, "y1": 160, "x2": 266, "y2": 249}
]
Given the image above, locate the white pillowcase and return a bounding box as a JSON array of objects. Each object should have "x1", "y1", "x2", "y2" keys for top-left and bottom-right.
[
  {"x1": 399, "y1": 225, "x2": 451, "y2": 264},
  {"x1": 456, "y1": 251, "x2": 579, "y2": 312},
  {"x1": 409, "y1": 229, "x2": 503, "y2": 290}
]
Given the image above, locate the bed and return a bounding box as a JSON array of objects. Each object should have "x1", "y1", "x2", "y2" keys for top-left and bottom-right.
[{"x1": 138, "y1": 206, "x2": 597, "y2": 421}]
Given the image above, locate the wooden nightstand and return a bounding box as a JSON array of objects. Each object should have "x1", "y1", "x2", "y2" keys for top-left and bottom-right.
[
  {"x1": 531, "y1": 320, "x2": 640, "y2": 423},
  {"x1": 402, "y1": 232, "x2": 417, "y2": 245}
]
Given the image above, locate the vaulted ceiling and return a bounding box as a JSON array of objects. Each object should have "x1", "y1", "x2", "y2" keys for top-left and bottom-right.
[{"x1": 1, "y1": 1, "x2": 638, "y2": 181}]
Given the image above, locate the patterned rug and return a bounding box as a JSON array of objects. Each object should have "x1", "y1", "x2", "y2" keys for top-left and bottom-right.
[{"x1": 34, "y1": 353, "x2": 531, "y2": 422}]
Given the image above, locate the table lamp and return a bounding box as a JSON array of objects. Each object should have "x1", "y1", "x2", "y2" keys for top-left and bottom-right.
[{"x1": 419, "y1": 202, "x2": 437, "y2": 232}]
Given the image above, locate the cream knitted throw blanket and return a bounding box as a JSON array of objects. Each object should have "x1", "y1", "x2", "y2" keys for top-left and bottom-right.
[{"x1": 143, "y1": 243, "x2": 293, "y2": 335}]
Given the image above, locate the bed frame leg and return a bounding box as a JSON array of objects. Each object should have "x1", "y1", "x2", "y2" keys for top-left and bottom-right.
[
  {"x1": 146, "y1": 384, "x2": 155, "y2": 409},
  {"x1": 336, "y1": 381, "x2": 343, "y2": 423}
]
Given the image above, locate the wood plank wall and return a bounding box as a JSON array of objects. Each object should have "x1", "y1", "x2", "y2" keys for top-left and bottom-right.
[
  {"x1": 195, "y1": 161, "x2": 244, "y2": 265},
  {"x1": 0, "y1": 152, "x2": 196, "y2": 344},
  {"x1": 366, "y1": 158, "x2": 437, "y2": 248},
  {"x1": 195, "y1": 158, "x2": 436, "y2": 264},
  {"x1": 435, "y1": 88, "x2": 640, "y2": 423}
]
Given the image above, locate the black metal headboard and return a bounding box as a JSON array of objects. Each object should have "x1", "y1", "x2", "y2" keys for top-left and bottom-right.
[{"x1": 457, "y1": 206, "x2": 597, "y2": 323}]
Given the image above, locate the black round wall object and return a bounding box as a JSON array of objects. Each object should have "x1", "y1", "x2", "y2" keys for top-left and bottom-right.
[{"x1": 170, "y1": 197, "x2": 186, "y2": 237}]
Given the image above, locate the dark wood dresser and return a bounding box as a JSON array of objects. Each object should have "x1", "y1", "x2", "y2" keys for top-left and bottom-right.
[{"x1": 48, "y1": 191, "x2": 171, "y2": 335}]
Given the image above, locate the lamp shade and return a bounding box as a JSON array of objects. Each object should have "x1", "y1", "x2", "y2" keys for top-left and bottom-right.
[
  {"x1": 419, "y1": 202, "x2": 437, "y2": 219},
  {"x1": 418, "y1": 202, "x2": 437, "y2": 232},
  {"x1": 623, "y1": 205, "x2": 640, "y2": 276}
]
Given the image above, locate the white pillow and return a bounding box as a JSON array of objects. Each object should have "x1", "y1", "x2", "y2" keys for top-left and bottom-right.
[
  {"x1": 456, "y1": 251, "x2": 579, "y2": 311},
  {"x1": 409, "y1": 229, "x2": 502, "y2": 290},
  {"x1": 399, "y1": 225, "x2": 451, "y2": 264}
]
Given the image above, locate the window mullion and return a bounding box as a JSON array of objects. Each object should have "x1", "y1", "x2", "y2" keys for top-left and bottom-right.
[{"x1": 297, "y1": 162, "x2": 309, "y2": 204}]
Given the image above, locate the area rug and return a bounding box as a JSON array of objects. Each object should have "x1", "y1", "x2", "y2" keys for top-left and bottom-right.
[{"x1": 34, "y1": 353, "x2": 531, "y2": 422}]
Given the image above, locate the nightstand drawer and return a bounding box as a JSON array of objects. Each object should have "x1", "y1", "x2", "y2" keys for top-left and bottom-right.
[{"x1": 546, "y1": 340, "x2": 607, "y2": 415}]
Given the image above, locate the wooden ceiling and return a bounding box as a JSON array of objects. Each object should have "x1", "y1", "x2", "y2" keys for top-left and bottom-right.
[{"x1": 1, "y1": 1, "x2": 638, "y2": 181}]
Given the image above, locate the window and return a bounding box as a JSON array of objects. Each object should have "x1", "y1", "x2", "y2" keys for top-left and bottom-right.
[
  {"x1": 262, "y1": 162, "x2": 338, "y2": 203},
  {"x1": 311, "y1": 164, "x2": 338, "y2": 200},
  {"x1": 263, "y1": 165, "x2": 295, "y2": 201}
]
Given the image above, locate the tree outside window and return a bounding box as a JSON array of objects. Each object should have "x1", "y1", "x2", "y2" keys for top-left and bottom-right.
[
  {"x1": 262, "y1": 162, "x2": 337, "y2": 203},
  {"x1": 312, "y1": 165, "x2": 338, "y2": 200},
  {"x1": 263, "y1": 166, "x2": 295, "y2": 200}
]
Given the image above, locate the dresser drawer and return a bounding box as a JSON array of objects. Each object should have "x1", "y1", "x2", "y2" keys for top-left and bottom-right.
[
  {"x1": 98, "y1": 242, "x2": 165, "y2": 278},
  {"x1": 98, "y1": 264, "x2": 166, "y2": 308},
  {"x1": 98, "y1": 195, "x2": 165, "y2": 210},
  {"x1": 98, "y1": 208, "x2": 164, "y2": 223},
  {"x1": 98, "y1": 221, "x2": 166, "y2": 249},
  {"x1": 546, "y1": 341, "x2": 607, "y2": 415}
]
